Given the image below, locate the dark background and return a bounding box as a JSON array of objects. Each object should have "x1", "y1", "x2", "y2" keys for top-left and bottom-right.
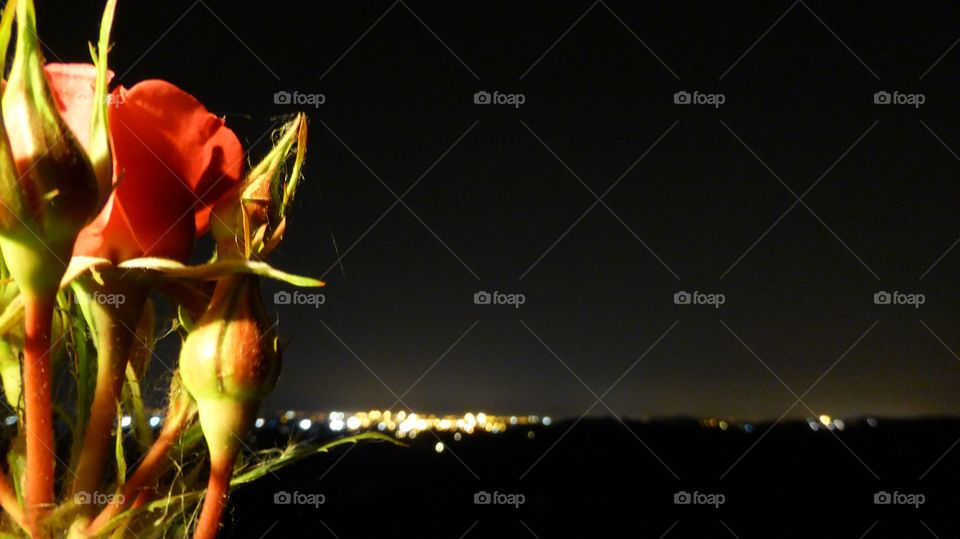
[
  {"x1": 41, "y1": 0, "x2": 960, "y2": 420},
  {"x1": 34, "y1": 2, "x2": 960, "y2": 537}
]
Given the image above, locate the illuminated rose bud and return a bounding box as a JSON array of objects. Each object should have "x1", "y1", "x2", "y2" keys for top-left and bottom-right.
[
  {"x1": 0, "y1": 5, "x2": 111, "y2": 525},
  {"x1": 178, "y1": 274, "x2": 279, "y2": 539},
  {"x1": 210, "y1": 113, "x2": 306, "y2": 260},
  {"x1": 0, "y1": 0, "x2": 100, "y2": 279},
  {"x1": 180, "y1": 275, "x2": 279, "y2": 406}
]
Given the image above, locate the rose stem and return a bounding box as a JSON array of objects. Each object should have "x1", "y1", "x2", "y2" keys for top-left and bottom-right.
[
  {"x1": 22, "y1": 291, "x2": 56, "y2": 536},
  {"x1": 192, "y1": 446, "x2": 239, "y2": 539},
  {"x1": 70, "y1": 325, "x2": 132, "y2": 500},
  {"x1": 0, "y1": 469, "x2": 25, "y2": 530},
  {"x1": 86, "y1": 396, "x2": 195, "y2": 534}
]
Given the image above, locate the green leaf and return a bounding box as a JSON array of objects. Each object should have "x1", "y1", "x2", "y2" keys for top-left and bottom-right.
[
  {"x1": 67, "y1": 291, "x2": 97, "y2": 474},
  {"x1": 0, "y1": 340, "x2": 21, "y2": 411},
  {"x1": 95, "y1": 433, "x2": 402, "y2": 535},
  {"x1": 177, "y1": 304, "x2": 195, "y2": 334},
  {"x1": 0, "y1": 290, "x2": 22, "y2": 337},
  {"x1": 0, "y1": 256, "x2": 112, "y2": 338},
  {"x1": 96, "y1": 490, "x2": 204, "y2": 536},
  {"x1": 0, "y1": 2, "x2": 15, "y2": 76},
  {"x1": 281, "y1": 114, "x2": 308, "y2": 217},
  {"x1": 122, "y1": 362, "x2": 152, "y2": 450},
  {"x1": 6, "y1": 434, "x2": 24, "y2": 505},
  {"x1": 115, "y1": 402, "x2": 126, "y2": 486},
  {"x1": 89, "y1": 0, "x2": 117, "y2": 203},
  {"x1": 118, "y1": 257, "x2": 325, "y2": 287},
  {"x1": 230, "y1": 432, "x2": 403, "y2": 486},
  {"x1": 122, "y1": 300, "x2": 155, "y2": 449}
]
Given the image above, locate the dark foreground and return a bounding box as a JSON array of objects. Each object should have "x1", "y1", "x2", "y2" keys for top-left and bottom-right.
[{"x1": 224, "y1": 418, "x2": 960, "y2": 538}]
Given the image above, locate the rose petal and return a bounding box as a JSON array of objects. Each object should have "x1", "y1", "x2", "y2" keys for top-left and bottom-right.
[
  {"x1": 44, "y1": 63, "x2": 115, "y2": 152},
  {"x1": 114, "y1": 80, "x2": 243, "y2": 233},
  {"x1": 74, "y1": 79, "x2": 243, "y2": 262}
]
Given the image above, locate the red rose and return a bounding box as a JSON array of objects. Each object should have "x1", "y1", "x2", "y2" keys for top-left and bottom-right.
[{"x1": 44, "y1": 63, "x2": 243, "y2": 263}]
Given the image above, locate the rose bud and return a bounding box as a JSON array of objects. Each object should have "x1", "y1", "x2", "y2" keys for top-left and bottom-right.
[
  {"x1": 0, "y1": 2, "x2": 115, "y2": 530},
  {"x1": 210, "y1": 113, "x2": 306, "y2": 260},
  {"x1": 0, "y1": 0, "x2": 102, "y2": 291},
  {"x1": 48, "y1": 10, "x2": 241, "y2": 502},
  {"x1": 178, "y1": 273, "x2": 279, "y2": 539},
  {"x1": 64, "y1": 69, "x2": 242, "y2": 499}
]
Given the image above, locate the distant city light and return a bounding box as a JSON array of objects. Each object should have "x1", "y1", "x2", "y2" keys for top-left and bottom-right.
[
  {"x1": 238, "y1": 409, "x2": 887, "y2": 445},
  {"x1": 246, "y1": 409, "x2": 556, "y2": 439}
]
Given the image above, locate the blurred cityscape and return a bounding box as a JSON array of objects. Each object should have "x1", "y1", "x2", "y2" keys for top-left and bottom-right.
[
  {"x1": 0, "y1": 409, "x2": 886, "y2": 439},
  {"x1": 120, "y1": 409, "x2": 885, "y2": 440},
  {"x1": 251, "y1": 410, "x2": 553, "y2": 449}
]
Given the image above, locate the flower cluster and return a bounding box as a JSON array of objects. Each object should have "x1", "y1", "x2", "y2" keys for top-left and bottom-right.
[{"x1": 0, "y1": 1, "x2": 325, "y2": 537}]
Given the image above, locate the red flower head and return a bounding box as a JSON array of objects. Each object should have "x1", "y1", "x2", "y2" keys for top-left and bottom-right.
[{"x1": 44, "y1": 63, "x2": 243, "y2": 263}]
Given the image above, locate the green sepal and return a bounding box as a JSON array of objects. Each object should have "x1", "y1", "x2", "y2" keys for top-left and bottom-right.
[
  {"x1": 89, "y1": 0, "x2": 117, "y2": 204},
  {"x1": 118, "y1": 257, "x2": 325, "y2": 287}
]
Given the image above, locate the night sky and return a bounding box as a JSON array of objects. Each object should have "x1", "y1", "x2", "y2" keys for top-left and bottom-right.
[{"x1": 40, "y1": 1, "x2": 960, "y2": 419}]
